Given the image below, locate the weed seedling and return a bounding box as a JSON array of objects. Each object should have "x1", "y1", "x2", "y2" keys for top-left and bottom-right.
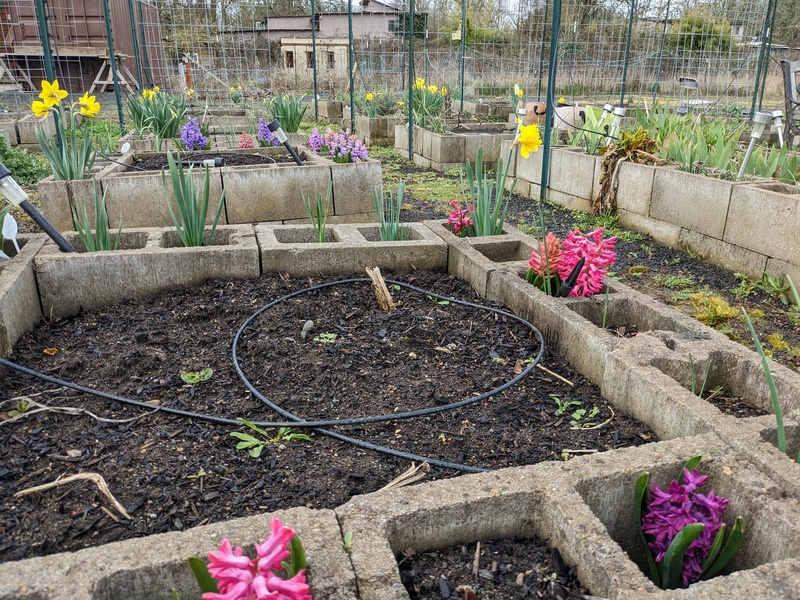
[
  {"x1": 181, "y1": 368, "x2": 213, "y2": 384},
  {"x1": 551, "y1": 395, "x2": 580, "y2": 415},
  {"x1": 313, "y1": 332, "x2": 337, "y2": 344},
  {"x1": 426, "y1": 295, "x2": 451, "y2": 306},
  {"x1": 231, "y1": 419, "x2": 312, "y2": 458}
]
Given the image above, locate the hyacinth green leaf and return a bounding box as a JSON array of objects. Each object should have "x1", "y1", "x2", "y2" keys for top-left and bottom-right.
[
  {"x1": 679, "y1": 455, "x2": 703, "y2": 483},
  {"x1": 188, "y1": 555, "x2": 219, "y2": 593},
  {"x1": 701, "y1": 523, "x2": 726, "y2": 573},
  {"x1": 171, "y1": 588, "x2": 181, "y2": 600},
  {"x1": 661, "y1": 522, "x2": 704, "y2": 589},
  {"x1": 281, "y1": 535, "x2": 308, "y2": 578},
  {"x1": 701, "y1": 517, "x2": 745, "y2": 580},
  {"x1": 634, "y1": 471, "x2": 660, "y2": 587}
]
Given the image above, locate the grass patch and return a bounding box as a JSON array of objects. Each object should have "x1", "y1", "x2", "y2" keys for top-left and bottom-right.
[
  {"x1": 653, "y1": 274, "x2": 696, "y2": 290},
  {"x1": 570, "y1": 209, "x2": 645, "y2": 243}
]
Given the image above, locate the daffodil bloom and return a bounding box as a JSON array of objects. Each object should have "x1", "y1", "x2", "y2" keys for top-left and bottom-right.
[
  {"x1": 414, "y1": 77, "x2": 425, "y2": 89},
  {"x1": 230, "y1": 86, "x2": 235, "y2": 92},
  {"x1": 441, "y1": 87, "x2": 448, "y2": 95},
  {"x1": 518, "y1": 123, "x2": 542, "y2": 158},
  {"x1": 558, "y1": 96, "x2": 566, "y2": 104},
  {"x1": 153, "y1": 86, "x2": 160, "y2": 93},
  {"x1": 31, "y1": 100, "x2": 51, "y2": 117},
  {"x1": 186, "y1": 88, "x2": 195, "y2": 97},
  {"x1": 398, "y1": 101, "x2": 405, "y2": 106},
  {"x1": 142, "y1": 89, "x2": 154, "y2": 100},
  {"x1": 366, "y1": 92, "x2": 374, "y2": 101},
  {"x1": 515, "y1": 84, "x2": 523, "y2": 98},
  {"x1": 237, "y1": 85, "x2": 242, "y2": 91},
  {"x1": 427, "y1": 84, "x2": 438, "y2": 94},
  {"x1": 39, "y1": 80, "x2": 68, "y2": 107},
  {"x1": 77, "y1": 92, "x2": 100, "y2": 118}
]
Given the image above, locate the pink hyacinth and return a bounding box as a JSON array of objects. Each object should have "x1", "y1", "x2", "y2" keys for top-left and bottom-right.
[
  {"x1": 239, "y1": 132, "x2": 255, "y2": 149},
  {"x1": 557, "y1": 227, "x2": 616, "y2": 297},
  {"x1": 642, "y1": 468, "x2": 729, "y2": 587},
  {"x1": 203, "y1": 517, "x2": 312, "y2": 600},
  {"x1": 447, "y1": 200, "x2": 474, "y2": 235},
  {"x1": 527, "y1": 231, "x2": 562, "y2": 277}
]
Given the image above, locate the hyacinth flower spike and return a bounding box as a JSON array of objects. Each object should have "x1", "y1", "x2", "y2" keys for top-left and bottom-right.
[{"x1": 635, "y1": 455, "x2": 745, "y2": 590}]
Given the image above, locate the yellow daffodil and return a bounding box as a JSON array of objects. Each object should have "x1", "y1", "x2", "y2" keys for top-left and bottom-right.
[
  {"x1": 77, "y1": 92, "x2": 100, "y2": 118},
  {"x1": 186, "y1": 88, "x2": 195, "y2": 97},
  {"x1": 230, "y1": 86, "x2": 235, "y2": 92},
  {"x1": 398, "y1": 101, "x2": 405, "y2": 106},
  {"x1": 237, "y1": 85, "x2": 242, "y2": 91},
  {"x1": 414, "y1": 77, "x2": 425, "y2": 89},
  {"x1": 515, "y1": 84, "x2": 523, "y2": 98},
  {"x1": 366, "y1": 92, "x2": 374, "y2": 101},
  {"x1": 518, "y1": 123, "x2": 542, "y2": 158},
  {"x1": 558, "y1": 96, "x2": 566, "y2": 104},
  {"x1": 427, "y1": 84, "x2": 438, "y2": 94},
  {"x1": 441, "y1": 87, "x2": 448, "y2": 96},
  {"x1": 39, "y1": 80, "x2": 68, "y2": 107},
  {"x1": 153, "y1": 86, "x2": 160, "y2": 93},
  {"x1": 31, "y1": 100, "x2": 51, "y2": 117},
  {"x1": 142, "y1": 89, "x2": 154, "y2": 100}
]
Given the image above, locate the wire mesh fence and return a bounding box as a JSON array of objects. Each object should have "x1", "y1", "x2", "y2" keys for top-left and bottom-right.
[{"x1": 0, "y1": 0, "x2": 794, "y2": 128}]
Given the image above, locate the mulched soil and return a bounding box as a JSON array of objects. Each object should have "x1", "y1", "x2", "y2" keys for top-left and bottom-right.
[
  {"x1": 132, "y1": 151, "x2": 308, "y2": 171},
  {"x1": 0, "y1": 272, "x2": 655, "y2": 565},
  {"x1": 399, "y1": 541, "x2": 589, "y2": 599}
]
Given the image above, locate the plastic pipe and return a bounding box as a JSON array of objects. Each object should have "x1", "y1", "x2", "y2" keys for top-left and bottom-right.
[
  {"x1": 267, "y1": 120, "x2": 303, "y2": 165},
  {"x1": 0, "y1": 161, "x2": 76, "y2": 253},
  {"x1": 773, "y1": 110, "x2": 784, "y2": 148}
]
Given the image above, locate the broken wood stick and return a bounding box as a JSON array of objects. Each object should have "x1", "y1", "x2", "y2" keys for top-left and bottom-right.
[
  {"x1": 14, "y1": 472, "x2": 132, "y2": 520},
  {"x1": 366, "y1": 266, "x2": 396, "y2": 312}
]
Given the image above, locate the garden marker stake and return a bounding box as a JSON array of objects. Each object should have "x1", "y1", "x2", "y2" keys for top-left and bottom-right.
[{"x1": 556, "y1": 257, "x2": 586, "y2": 297}]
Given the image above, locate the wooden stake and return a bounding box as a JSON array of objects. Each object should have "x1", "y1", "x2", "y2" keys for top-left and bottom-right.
[{"x1": 366, "y1": 267, "x2": 396, "y2": 312}]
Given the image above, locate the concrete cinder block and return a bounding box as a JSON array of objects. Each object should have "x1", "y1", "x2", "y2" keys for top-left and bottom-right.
[
  {"x1": 725, "y1": 183, "x2": 800, "y2": 262},
  {"x1": 651, "y1": 169, "x2": 733, "y2": 239},
  {"x1": 617, "y1": 211, "x2": 682, "y2": 247},
  {"x1": 256, "y1": 222, "x2": 447, "y2": 276},
  {"x1": 317, "y1": 100, "x2": 343, "y2": 120},
  {"x1": 17, "y1": 113, "x2": 55, "y2": 145},
  {"x1": 223, "y1": 163, "x2": 331, "y2": 223},
  {"x1": 424, "y1": 220, "x2": 533, "y2": 298},
  {"x1": 515, "y1": 143, "x2": 546, "y2": 187},
  {"x1": 0, "y1": 235, "x2": 45, "y2": 357},
  {"x1": 0, "y1": 507, "x2": 357, "y2": 600},
  {"x1": 0, "y1": 120, "x2": 18, "y2": 146},
  {"x1": 330, "y1": 159, "x2": 382, "y2": 216},
  {"x1": 616, "y1": 161, "x2": 658, "y2": 216},
  {"x1": 679, "y1": 228, "x2": 768, "y2": 278},
  {"x1": 38, "y1": 177, "x2": 101, "y2": 233},
  {"x1": 34, "y1": 225, "x2": 260, "y2": 317},
  {"x1": 548, "y1": 148, "x2": 597, "y2": 203},
  {"x1": 428, "y1": 132, "x2": 465, "y2": 164}
]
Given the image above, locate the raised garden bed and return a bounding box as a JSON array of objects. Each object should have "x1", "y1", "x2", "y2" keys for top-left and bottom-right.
[
  {"x1": 0, "y1": 235, "x2": 46, "y2": 357},
  {"x1": 38, "y1": 147, "x2": 382, "y2": 231}
]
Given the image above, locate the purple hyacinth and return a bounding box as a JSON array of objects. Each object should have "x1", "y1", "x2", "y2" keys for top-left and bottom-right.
[
  {"x1": 641, "y1": 467, "x2": 729, "y2": 587},
  {"x1": 257, "y1": 118, "x2": 280, "y2": 147},
  {"x1": 306, "y1": 127, "x2": 368, "y2": 163},
  {"x1": 180, "y1": 116, "x2": 208, "y2": 151}
]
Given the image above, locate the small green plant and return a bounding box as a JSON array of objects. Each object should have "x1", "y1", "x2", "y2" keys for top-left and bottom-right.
[
  {"x1": 567, "y1": 104, "x2": 613, "y2": 155},
  {"x1": 269, "y1": 94, "x2": 307, "y2": 132},
  {"x1": 7, "y1": 398, "x2": 31, "y2": 417},
  {"x1": 180, "y1": 367, "x2": 213, "y2": 383},
  {"x1": 463, "y1": 147, "x2": 512, "y2": 237},
  {"x1": 70, "y1": 181, "x2": 122, "y2": 252},
  {"x1": 342, "y1": 530, "x2": 354, "y2": 550},
  {"x1": 426, "y1": 295, "x2": 450, "y2": 306},
  {"x1": 162, "y1": 152, "x2": 225, "y2": 247},
  {"x1": 0, "y1": 135, "x2": 50, "y2": 186},
  {"x1": 742, "y1": 308, "x2": 799, "y2": 463},
  {"x1": 571, "y1": 210, "x2": 644, "y2": 243},
  {"x1": 654, "y1": 274, "x2": 695, "y2": 290},
  {"x1": 689, "y1": 354, "x2": 712, "y2": 398},
  {"x1": 570, "y1": 405, "x2": 600, "y2": 428},
  {"x1": 302, "y1": 181, "x2": 332, "y2": 243},
  {"x1": 691, "y1": 293, "x2": 738, "y2": 327},
  {"x1": 231, "y1": 419, "x2": 312, "y2": 458},
  {"x1": 551, "y1": 395, "x2": 580, "y2": 415},
  {"x1": 144, "y1": 89, "x2": 187, "y2": 150},
  {"x1": 313, "y1": 332, "x2": 337, "y2": 344},
  {"x1": 373, "y1": 180, "x2": 410, "y2": 241}
]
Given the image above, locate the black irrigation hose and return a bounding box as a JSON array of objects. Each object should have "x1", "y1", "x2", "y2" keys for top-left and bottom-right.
[{"x1": 0, "y1": 279, "x2": 545, "y2": 473}]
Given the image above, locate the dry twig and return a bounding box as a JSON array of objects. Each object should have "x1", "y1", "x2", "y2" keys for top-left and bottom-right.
[
  {"x1": 366, "y1": 266, "x2": 396, "y2": 312},
  {"x1": 14, "y1": 472, "x2": 132, "y2": 520},
  {"x1": 379, "y1": 462, "x2": 430, "y2": 491}
]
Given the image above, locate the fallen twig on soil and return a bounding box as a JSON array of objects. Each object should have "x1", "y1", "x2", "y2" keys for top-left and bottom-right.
[
  {"x1": 366, "y1": 266, "x2": 396, "y2": 312},
  {"x1": 379, "y1": 462, "x2": 430, "y2": 490},
  {"x1": 14, "y1": 472, "x2": 132, "y2": 520},
  {"x1": 536, "y1": 364, "x2": 574, "y2": 386}
]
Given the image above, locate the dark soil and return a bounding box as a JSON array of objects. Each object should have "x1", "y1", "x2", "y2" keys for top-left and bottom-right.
[
  {"x1": 132, "y1": 151, "x2": 308, "y2": 171},
  {"x1": 0, "y1": 272, "x2": 655, "y2": 563},
  {"x1": 399, "y1": 541, "x2": 589, "y2": 599}
]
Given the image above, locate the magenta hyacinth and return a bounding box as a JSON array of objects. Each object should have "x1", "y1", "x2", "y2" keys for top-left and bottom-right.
[
  {"x1": 447, "y1": 200, "x2": 474, "y2": 235},
  {"x1": 203, "y1": 517, "x2": 312, "y2": 600},
  {"x1": 642, "y1": 468, "x2": 729, "y2": 587},
  {"x1": 557, "y1": 226, "x2": 616, "y2": 297}
]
